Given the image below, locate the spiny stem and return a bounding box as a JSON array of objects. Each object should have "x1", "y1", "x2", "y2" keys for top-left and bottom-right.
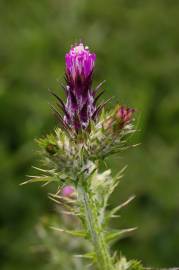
[{"x1": 78, "y1": 186, "x2": 114, "y2": 270}]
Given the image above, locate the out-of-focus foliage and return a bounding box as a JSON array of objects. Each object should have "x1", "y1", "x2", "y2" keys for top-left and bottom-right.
[
  {"x1": 0, "y1": 0, "x2": 179, "y2": 269},
  {"x1": 31, "y1": 213, "x2": 88, "y2": 270}
]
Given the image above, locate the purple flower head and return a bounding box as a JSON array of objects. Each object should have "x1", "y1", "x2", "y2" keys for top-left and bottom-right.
[
  {"x1": 65, "y1": 43, "x2": 96, "y2": 81},
  {"x1": 50, "y1": 43, "x2": 105, "y2": 134},
  {"x1": 62, "y1": 185, "x2": 75, "y2": 198},
  {"x1": 116, "y1": 106, "x2": 135, "y2": 127}
]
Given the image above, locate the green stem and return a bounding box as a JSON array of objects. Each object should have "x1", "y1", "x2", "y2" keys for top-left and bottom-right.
[{"x1": 78, "y1": 186, "x2": 114, "y2": 270}]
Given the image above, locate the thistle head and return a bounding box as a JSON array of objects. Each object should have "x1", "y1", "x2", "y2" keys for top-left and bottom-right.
[
  {"x1": 65, "y1": 43, "x2": 96, "y2": 82},
  {"x1": 64, "y1": 43, "x2": 98, "y2": 132}
]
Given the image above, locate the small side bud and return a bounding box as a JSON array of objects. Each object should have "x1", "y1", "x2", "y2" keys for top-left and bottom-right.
[
  {"x1": 116, "y1": 106, "x2": 135, "y2": 127},
  {"x1": 62, "y1": 185, "x2": 75, "y2": 198},
  {"x1": 103, "y1": 105, "x2": 135, "y2": 133}
]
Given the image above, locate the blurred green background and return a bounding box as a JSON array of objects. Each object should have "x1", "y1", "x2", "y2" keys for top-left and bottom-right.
[{"x1": 1, "y1": 0, "x2": 179, "y2": 269}]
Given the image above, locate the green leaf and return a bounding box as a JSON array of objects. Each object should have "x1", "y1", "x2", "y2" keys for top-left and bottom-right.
[
  {"x1": 51, "y1": 226, "x2": 88, "y2": 238},
  {"x1": 109, "y1": 195, "x2": 136, "y2": 218},
  {"x1": 105, "y1": 228, "x2": 137, "y2": 243},
  {"x1": 20, "y1": 175, "x2": 56, "y2": 185},
  {"x1": 74, "y1": 252, "x2": 96, "y2": 260}
]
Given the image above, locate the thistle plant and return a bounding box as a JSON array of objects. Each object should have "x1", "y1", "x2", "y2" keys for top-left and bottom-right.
[{"x1": 24, "y1": 43, "x2": 143, "y2": 270}]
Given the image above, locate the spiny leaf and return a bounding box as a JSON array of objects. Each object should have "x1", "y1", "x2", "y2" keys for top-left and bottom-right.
[
  {"x1": 109, "y1": 195, "x2": 136, "y2": 217},
  {"x1": 115, "y1": 165, "x2": 128, "y2": 180},
  {"x1": 20, "y1": 175, "x2": 56, "y2": 186},
  {"x1": 48, "y1": 196, "x2": 77, "y2": 214},
  {"x1": 60, "y1": 210, "x2": 80, "y2": 216},
  {"x1": 49, "y1": 89, "x2": 66, "y2": 110},
  {"x1": 105, "y1": 227, "x2": 137, "y2": 243},
  {"x1": 32, "y1": 166, "x2": 56, "y2": 173},
  {"x1": 94, "y1": 90, "x2": 105, "y2": 104},
  {"x1": 74, "y1": 252, "x2": 96, "y2": 259},
  {"x1": 49, "y1": 192, "x2": 76, "y2": 204},
  {"x1": 95, "y1": 80, "x2": 106, "y2": 92},
  {"x1": 51, "y1": 226, "x2": 88, "y2": 238}
]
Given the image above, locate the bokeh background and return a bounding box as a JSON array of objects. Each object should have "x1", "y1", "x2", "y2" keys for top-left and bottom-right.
[{"x1": 1, "y1": 0, "x2": 179, "y2": 269}]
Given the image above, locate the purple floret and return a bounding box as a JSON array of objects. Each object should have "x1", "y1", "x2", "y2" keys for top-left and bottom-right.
[{"x1": 65, "y1": 43, "x2": 96, "y2": 81}]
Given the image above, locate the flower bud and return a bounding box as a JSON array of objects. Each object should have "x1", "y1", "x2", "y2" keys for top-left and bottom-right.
[
  {"x1": 51, "y1": 43, "x2": 105, "y2": 134},
  {"x1": 62, "y1": 185, "x2": 75, "y2": 198},
  {"x1": 63, "y1": 44, "x2": 98, "y2": 132},
  {"x1": 116, "y1": 106, "x2": 135, "y2": 127},
  {"x1": 103, "y1": 106, "x2": 135, "y2": 132}
]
